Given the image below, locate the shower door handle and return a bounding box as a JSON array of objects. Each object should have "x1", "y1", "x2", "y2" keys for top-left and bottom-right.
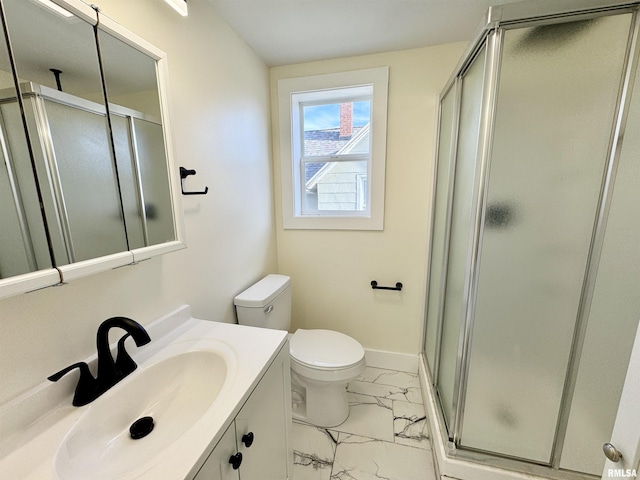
[{"x1": 603, "y1": 443, "x2": 623, "y2": 462}]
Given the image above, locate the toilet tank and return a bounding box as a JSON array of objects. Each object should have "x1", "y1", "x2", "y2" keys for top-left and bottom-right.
[{"x1": 234, "y1": 274, "x2": 291, "y2": 331}]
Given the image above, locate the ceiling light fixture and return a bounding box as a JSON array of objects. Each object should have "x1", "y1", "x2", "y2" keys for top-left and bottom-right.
[{"x1": 163, "y1": 0, "x2": 188, "y2": 16}]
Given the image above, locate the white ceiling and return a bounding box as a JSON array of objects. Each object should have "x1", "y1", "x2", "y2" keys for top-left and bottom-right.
[{"x1": 206, "y1": 0, "x2": 526, "y2": 66}]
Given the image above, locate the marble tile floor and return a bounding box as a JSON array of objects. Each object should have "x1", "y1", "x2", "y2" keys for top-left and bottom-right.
[{"x1": 292, "y1": 366, "x2": 437, "y2": 480}]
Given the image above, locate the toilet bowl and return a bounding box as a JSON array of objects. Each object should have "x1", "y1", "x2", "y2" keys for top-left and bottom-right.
[
  {"x1": 289, "y1": 329, "x2": 366, "y2": 426},
  {"x1": 234, "y1": 275, "x2": 366, "y2": 427}
]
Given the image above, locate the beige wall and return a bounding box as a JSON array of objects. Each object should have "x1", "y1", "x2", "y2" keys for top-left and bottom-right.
[
  {"x1": 0, "y1": 0, "x2": 467, "y2": 404},
  {"x1": 270, "y1": 43, "x2": 466, "y2": 354},
  {"x1": 0, "y1": 0, "x2": 276, "y2": 404}
]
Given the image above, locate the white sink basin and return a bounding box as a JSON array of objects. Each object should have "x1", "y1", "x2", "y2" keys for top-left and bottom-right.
[
  {"x1": 0, "y1": 306, "x2": 288, "y2": 480},
  {"x1": 55, "y1": 349, "x2": 228, "y2": 480}
]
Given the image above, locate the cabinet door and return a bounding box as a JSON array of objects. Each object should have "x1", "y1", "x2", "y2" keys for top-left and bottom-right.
[
  {"x1": 235, "y1": 351, "x2": 291, "y2": 479},
  {"x1": 194, "y1": 424, "x2": 240, "y2": 480}
]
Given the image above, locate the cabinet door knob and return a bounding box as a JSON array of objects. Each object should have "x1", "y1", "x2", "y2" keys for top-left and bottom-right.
[
  {"x1": 229, "y1": 452, "x2": 243, "y2": 470},
  {"x1": 603, "y1": 443, "x2": 623, "y2": 462},
  {"x1": 242, "y1": 432, "x2": 254, "y2": 447}
]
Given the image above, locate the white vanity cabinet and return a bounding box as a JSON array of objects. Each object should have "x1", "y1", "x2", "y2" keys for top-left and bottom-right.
[
  {"x1": 194, "y1": 424, "x2": 240, "y2": 480},
  {"x1": 0, "y1": 309, "x2": 291, "y2": 480},
  {"x1": 193, "y1": 344, "x2": 292, "y2": 480}
]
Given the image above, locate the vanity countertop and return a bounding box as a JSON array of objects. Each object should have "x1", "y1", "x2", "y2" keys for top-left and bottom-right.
[{"x1": 0, "y1": 305, "x2": 288, "y2": 480}]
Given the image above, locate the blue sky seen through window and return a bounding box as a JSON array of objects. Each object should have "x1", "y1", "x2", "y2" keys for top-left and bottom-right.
[{"x1": 303, "y1": 101, "x2": 371, "y2": 131}]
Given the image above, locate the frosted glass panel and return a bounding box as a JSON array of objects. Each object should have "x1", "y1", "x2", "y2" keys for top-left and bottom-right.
[
  {"x1": 561, "y1": 48, "x2": 640, "y2": 474},
  {"x1": 98, "y1": 28, "x2": 175, "y2": 247},
  {"x1": 425, "y1": 87, "x2": 456, "y2": 372},
  {"x1": 3, "y1": 0, "x2": 127, "y2": 266},
  {"x1": 111, "y1": 115, "x2": 145, "y2": 250},
  {"x1": 45, "y1": 100, "x2": 127, "y2": 262},
  {"x1": 437, "y1": 47, "x2": 486, "y2": 427},
  {"x1": 2, "y1": 102, "x2": 58, "y2": 271},
  {"x1": 0, "y1": 102, "x2": 54, "y2": 277},
  {"x1": 460, "y1": 14, "x2": 631, "y2": 462},
  {"x1": 0, "y1": 29, "x2": 52, "y2": 277},
  {"x1": 132, "y1": 119, "x2": 174, "y2": 245},
  {"x1": 0, "y1": 125, "x2": 33, "y2": 277}
]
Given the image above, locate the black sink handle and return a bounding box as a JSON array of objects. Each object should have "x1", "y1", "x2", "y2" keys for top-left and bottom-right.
[
  {"x1": 48, "y1": 362, "x2": 92, "y2": 382},
  {"x1": 48, "y1": 362, "x2": 98, "y2": 406}
]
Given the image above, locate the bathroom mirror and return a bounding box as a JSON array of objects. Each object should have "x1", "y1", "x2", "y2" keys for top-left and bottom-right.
[
  {"x1": 0, "y1": 9, "x2": 53, "y2": 279},
  {"x1": 0, "y1": 0, "x2": 183, "y2": 298},
  {"x1": 96, "y1": 26, "x2": 177, "y2": 250},
  {"x1": 2, "y1": 0, "x2": 128, "y2": 266}
]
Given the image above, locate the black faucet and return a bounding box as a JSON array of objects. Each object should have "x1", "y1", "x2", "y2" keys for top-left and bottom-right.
[{"x1": 48, "y1": 317, "x2": 151, "y2": 406}]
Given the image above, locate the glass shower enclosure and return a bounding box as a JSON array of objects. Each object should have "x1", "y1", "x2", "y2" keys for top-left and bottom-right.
[{"x1": 423, "y1": 1, "x2": 640, "y2": 478}]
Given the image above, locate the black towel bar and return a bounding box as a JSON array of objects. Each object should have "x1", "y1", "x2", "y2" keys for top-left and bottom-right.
[{"x1": 371, "y1": 280, "x2": 403, "y2": 291}]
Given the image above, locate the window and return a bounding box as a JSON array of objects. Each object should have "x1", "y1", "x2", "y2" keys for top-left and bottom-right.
[{"x1": 278, "y1": 67, "x2": 389, "y2": 230}]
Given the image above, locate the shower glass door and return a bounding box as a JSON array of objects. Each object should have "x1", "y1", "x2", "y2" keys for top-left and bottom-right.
[
  {"x1": 424, "y1": 83, "x2": 456, "y2": 374},
  {"x1": 435, "y1": 45, "x2": 487, "y2": 429},
  {"x1": 459, "y1": 13, "x2": 632, "y2": 463},
  {"x1": 42, "y1": 99, "x2": 128, "y2": 263},
  {"x1": 560, "y1": 33, "x2": 640, "y2": 474}
]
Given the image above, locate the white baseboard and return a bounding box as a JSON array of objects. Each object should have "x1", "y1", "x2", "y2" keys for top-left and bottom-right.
[{"x1": 364, "y1": 349, "x2": 419, "y2": 374}]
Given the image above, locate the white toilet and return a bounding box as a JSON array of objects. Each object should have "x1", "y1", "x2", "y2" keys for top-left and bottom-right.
[{"x1": 234, "y1": 274, "x2": 366, "y2": 427}]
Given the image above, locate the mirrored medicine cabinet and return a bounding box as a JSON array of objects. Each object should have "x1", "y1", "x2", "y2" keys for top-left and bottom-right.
[{"x1": 0, "y1": 0, "x2": 184, "y2": 299}]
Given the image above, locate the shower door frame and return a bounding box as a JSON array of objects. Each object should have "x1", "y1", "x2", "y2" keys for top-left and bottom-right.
[{"x1": 422, "y1": 1, "x2": 640, "y2": 478}]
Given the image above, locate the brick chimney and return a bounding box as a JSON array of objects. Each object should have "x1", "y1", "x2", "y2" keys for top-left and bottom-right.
[{"x1": 339, "y1": 102, "x2": 353, "y2": 139}]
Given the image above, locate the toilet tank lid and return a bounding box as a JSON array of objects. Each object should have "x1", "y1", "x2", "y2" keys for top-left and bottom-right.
[{"x1": 234, "y1": 274, "x2": 290, "y2": 308}]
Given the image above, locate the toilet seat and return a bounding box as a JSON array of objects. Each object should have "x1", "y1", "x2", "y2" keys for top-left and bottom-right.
[
  {"x1": 290, "y1": 355, "x2": 366, "y2": 383},
  {"x1": 290, "y1": 329, "x2": 365, "y2": 369},
  {"x1": 289, "y1": 329, "x2": 366, "y2": 383}
]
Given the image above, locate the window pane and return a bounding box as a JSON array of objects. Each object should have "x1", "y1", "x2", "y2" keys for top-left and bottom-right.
[
  {"x1": 303, "y1": 160, "x2": 368, "y2": 212},
  {"x1": 303, "y1": 101, "x2": 371, "y2": 156}
]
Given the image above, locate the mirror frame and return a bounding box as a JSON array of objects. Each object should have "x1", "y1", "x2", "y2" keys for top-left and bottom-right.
[{"x1": 0, "y1": 0, "x2": 185, "y2": 299}]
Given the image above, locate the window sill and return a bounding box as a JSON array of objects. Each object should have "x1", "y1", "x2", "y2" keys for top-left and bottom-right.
[{"x1": 283, "y1": 214, "x2": 383, "y2": 231}]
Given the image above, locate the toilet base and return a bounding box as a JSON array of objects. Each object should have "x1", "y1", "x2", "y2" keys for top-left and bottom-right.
[{"x1": 290, "y1": 370, "x2": 352, "y2": 427}]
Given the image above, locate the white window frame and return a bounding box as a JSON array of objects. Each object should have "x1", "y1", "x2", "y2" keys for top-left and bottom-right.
[
  {"x1": 278, "y1": 67, "x2": 389, "y2": 230},
  {"x1": 356, "y1": 173, "x2": 367, "y2": 211}
]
